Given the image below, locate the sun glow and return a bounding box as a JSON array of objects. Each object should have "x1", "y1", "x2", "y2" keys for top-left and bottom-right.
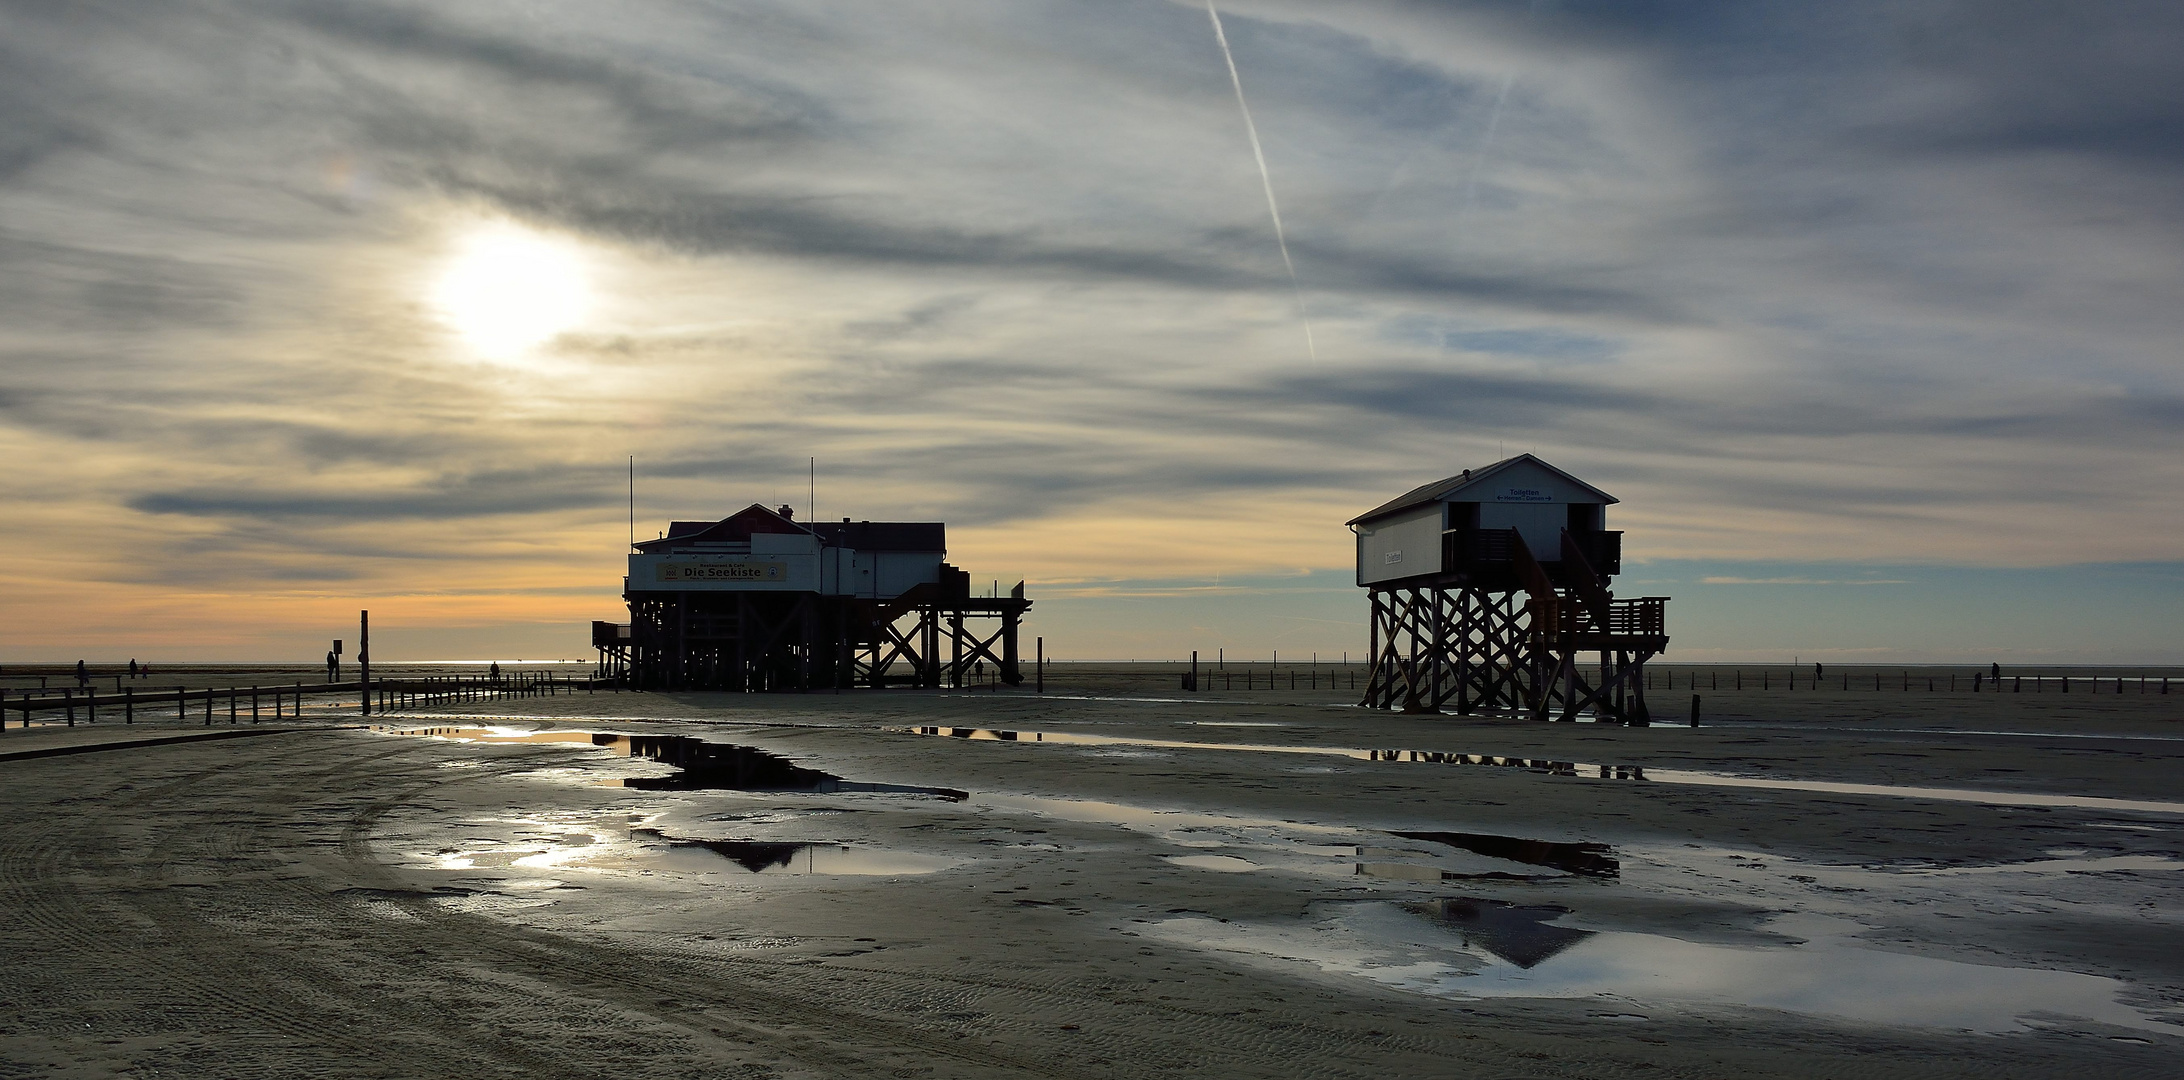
[{"x1": 430, "y1": 222, "x2": 592, "y2": 359}]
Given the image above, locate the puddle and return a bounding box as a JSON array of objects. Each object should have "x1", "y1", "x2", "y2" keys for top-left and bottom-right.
[
  {"x1": 982, "y1": 793, "x2": 1596, "y2": 881},
  {"x1": 372, "y1": 726, "x2": 966, "y2": 800},
  {"x1": 1164, "y1": 854, "x2": 1260, "y2": 873},
  {"x1": 644, "y1": 835, "x2": 957, "y2": 876},
  {"x1": 396, "y1": 806, "x2": 962, "y2": 883},
  {"x1": 909, "y1": 727, "x2": 2184, "y2": 816},
  {"x1": 1144, "y1": 902, "x2": 2184, "y2": 1035}
]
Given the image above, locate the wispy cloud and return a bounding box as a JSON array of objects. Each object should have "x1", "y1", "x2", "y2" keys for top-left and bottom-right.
[{"x1": 0, "y1": 0, "x2": 2178, "y2": 656}]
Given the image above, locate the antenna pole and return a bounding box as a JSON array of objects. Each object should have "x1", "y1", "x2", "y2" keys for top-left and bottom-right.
[
  {"x1": 808, "y1": 457, "x2": 815, "y2": 525},
  {"x1": 628, "y1": 456, "x2": 635, "y2": 551}
]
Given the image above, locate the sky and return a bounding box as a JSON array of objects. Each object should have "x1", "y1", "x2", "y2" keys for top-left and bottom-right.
[{"x1": 1, "y1": 0, "x2": 2179, "y2": 664}]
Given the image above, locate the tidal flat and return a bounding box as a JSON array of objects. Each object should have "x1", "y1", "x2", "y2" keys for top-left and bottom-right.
[{"x1": 1, "y1": 671, "x2": 2177, "y2": 1078}]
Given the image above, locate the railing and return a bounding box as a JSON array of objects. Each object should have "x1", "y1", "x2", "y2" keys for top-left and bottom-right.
[
  {"x1": 1533, "y1": 595, "x2": 1667, "y2": 639},
  {"x1": 1, "y1": 673, "x2": 621, "y2": 729},
  {"x1": 1593, "y1": 596, "x2": 1666, "y2": 637}
]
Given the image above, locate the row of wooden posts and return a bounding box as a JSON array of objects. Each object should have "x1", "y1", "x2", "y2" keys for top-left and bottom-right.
[
  {"x1": 369, "y1": 674, "x2": 613, "y2": 712},
  {"x1": 1, "y1": 683, "x2": 323, "y2": 728},
  {"x1": 1645, "y1": 670, "x2": 2172, "y2": 695},
  {"x1": 1165, "y1": 664, "x2": 2173, "y2": 697},
  {"x1": 1182, "y1": 668, "x2": 1360, "y2": 692},
  {"x1": 1, "y1": 673, "x2": 611, "y2": 728}
]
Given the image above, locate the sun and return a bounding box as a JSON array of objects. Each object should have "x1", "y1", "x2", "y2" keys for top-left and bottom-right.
[{"x1": 430, "y1": 221, "x2": 592, "y2": 359}]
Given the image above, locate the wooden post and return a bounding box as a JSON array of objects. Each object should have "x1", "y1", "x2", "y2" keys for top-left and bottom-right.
[
  {"x1": 1690, "y1": 694, "x2": 1700, "y2": 727},
  {"x1": 251, "y1": 688, "x2": 259, "y2": 724},
  {"x1": 360, "y1": 610, "x2": 371, "y2": 716},
  {"x1": 949, "y1": 609, "x2": 964, "y2": 689},
  {"x1": 125, "y1": 686, "x2": 133, "y2": 724}
]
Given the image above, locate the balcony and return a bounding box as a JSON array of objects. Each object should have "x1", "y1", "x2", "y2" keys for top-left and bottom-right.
[{"x1": 1442, "y1": 528, "x2": 1621, "y2": 577}]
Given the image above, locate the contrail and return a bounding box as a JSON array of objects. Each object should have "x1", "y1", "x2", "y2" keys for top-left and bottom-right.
[{"x1": 1206, "y1": 1, "x2": 1316, "y2": 361}]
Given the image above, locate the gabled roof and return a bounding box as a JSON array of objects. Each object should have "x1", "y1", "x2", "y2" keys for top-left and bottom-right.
[
  {"x1": 634, "y1": 504, "x2": 809, "y2": 552},
  {"x1": 1346, "y1": 454, "x2": 1618, "y2": 526}
]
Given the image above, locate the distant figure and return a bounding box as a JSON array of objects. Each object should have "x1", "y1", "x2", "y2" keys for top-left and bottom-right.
[
  {"x1": 1991, "y1": 662, "x2": 2001, "y2": 681},
  {"x1": 1813, "y1": 662, "x2": 1824, "y2": 680},
  {"x1": 75, "y1": 659, "x2": 88, "y2": 687},
  {"x1": 326, "y1": 651, "x2": 338, "y2": 682},
  {"x1": 490, "y1": 661, "x2": 501, "y2": 683},
  {"x1": 128, "y1": 658, "x2": 139, "y2": 680}
]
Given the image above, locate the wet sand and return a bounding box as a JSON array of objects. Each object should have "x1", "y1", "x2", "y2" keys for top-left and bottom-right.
[{"x1": 1, "y1": 678, "x2": 2178, "y2": 1077}]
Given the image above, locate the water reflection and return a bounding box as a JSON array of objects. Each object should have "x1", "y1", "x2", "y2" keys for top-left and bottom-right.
[
  {"x1": 1145, "y1": 903, "x2": 2184, "y2": 1035},
  {"x1": 373, "y1": 725, "x2": 966, "y2": 800},
  {"x1": 641, "y1": 833, "x2": 957, "y2": 876},
  {"x1": 910, "y1": 726, "x2": 2184, "y2": 815},
  {"x1": 1411, "y1": 898, "x2": 1595, "y2": 968},
  {"x1": 983, "y1": 793, "x2": 1603, "y2": 882},
  {"x1": 1392, "y1": 831, "x2": 1619, "y2": 877}
]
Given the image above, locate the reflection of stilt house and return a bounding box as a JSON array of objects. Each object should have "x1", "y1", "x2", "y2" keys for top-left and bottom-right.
[
  {"x1": 615, "y1": 504, "x2": 1029, "y2": 691},
  {"x1": 1350, "y1": 455, "x2": 1667, "y2": 722}
]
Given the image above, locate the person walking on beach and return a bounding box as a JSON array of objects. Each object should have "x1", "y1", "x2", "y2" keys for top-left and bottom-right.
[
  {"x1": 128, "y1": 658, "x2": 139, "y2": 680},
  {"x1": 326, "y1": 651, "x2": 337, "y2": 682},
  {"x1": 75, "y1": 660, "x2": 88, "y2": 687},
  {"x1": 490, "y1": 661, "x2": 500, "y2": 684}
]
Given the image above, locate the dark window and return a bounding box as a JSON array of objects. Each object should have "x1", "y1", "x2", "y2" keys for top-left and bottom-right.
[
  {"x1": 1567, "y1": 504, "x2": 1601, "y2": 532},
  {"x1": 1448, "y1": 502, "x2": 1480, "y2": 530}
]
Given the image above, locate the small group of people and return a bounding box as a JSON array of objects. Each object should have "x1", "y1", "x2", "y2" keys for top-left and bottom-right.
[
  {"x1": 68, "y1": 659, "x2": 154, "y2": 686},
  {"x1": 59, "y1": 659, "x2": 154, "y2": 688}
]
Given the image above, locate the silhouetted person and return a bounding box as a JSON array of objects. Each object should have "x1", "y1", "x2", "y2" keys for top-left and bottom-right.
[
  {"x1": 1991, "y1": 662, "x2": 2001, "y2": 681},
  {"x1": 490, "y1": 661, "x2": 501, "y2": 683},
  {"x1": 326, "y1": 651, "x2": 338, "y2": 682},
  {"x1": 75, "y1": 660, "x2": 88, "y2": 687},
  {"x1": 1813, "y1": 662, "x2": 1823, "y2": 680},
  {"x1": 128, "y1": 658, "x2": 139, "y2": 680}
]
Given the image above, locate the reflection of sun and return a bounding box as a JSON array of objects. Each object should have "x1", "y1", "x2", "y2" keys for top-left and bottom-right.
[{"x1": 430, "y1": 221, "x2": 591, "y2": 359}]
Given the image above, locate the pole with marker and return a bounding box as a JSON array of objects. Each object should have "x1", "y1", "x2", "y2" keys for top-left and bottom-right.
[{"x1": 360, "y1": 610, "x2": 371, "y2": 716}]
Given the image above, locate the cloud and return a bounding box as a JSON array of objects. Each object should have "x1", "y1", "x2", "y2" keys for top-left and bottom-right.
[{"x1": 0, "y1": 0, "x2": 2179, "y2": 654}]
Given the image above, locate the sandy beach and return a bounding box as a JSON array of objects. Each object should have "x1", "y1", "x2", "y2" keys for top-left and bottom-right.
[{"x1": 2, "y1": 675, "x2": 2178, "y2": 1078}]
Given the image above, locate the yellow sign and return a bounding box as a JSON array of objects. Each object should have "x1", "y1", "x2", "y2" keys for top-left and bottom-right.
[{"x1": 656, "y1": 560, "x2": 789, "y2": 583}]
